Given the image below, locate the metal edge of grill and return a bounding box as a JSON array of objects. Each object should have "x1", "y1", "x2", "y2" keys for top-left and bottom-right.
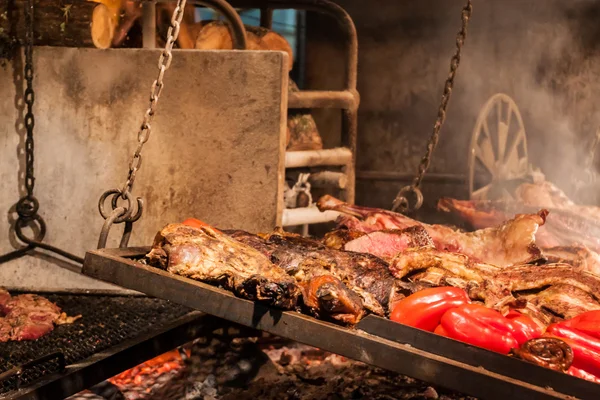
[{"x1": 81, "y1": 247, "x2": 600, "y2": 400}]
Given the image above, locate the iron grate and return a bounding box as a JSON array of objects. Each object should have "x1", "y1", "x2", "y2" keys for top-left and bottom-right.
[{"x1": 0, "y1": 293, "x2": 193, "y2": 394}]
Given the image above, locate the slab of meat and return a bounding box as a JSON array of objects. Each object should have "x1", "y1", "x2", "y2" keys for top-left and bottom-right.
[
  {"x1": 437, "y1": 197, "x2": 600, "y2": 252},
  {"x1": 317, "y1": 195, "x2": 546, "y2": 268},
  {"x1": 389, "y1": 247, "x2": 499, "y2": 289},
  {"x1": 322, "y1": 229, "x2": 365, "y2": 250},
  {"x1": 146, "y1": 224, "x2": 301, "y2": 310},
  {"x1": 469, "y1": 264, "x2": 600, "y2": 312},
  {"x1": 342, "y1": 226, "x2": 433, "y2": 261},
  {"x1": 520, "y1": 284, "x2": 600, "y2": 321},
  {"x1": 0, "y1": 289, "x2": 75, "y2": 342},
  {"x1": 543, "y1": 245, "x2": 600, "y2": 276},
  {"x1": 227, "y1": 229, "x2": 402, "y2": 323}
]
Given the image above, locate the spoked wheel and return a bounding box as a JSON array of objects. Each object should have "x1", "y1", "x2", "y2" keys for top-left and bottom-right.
[{"x1": 469, "y1": 93, "x2": 530, "y2": 200}]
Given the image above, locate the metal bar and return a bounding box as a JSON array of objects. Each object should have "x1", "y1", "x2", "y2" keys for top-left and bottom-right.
[
  {"x1": 285, "y1": 148, "x2": 352, "y2": 168},
  {"x1": 288, "y1": 90, "x2": 358, "y2": 109},
  {"x1": 82, "y1": 249, "x2": 595, "y2": 400},
  {"x1": 7, "y1": 311, "x2": 210, "y2": 400},
  {"x1": 356, "y1": 171, "x2": 468, "y2": 184},
  {"x1": 142, "y1": 1, "x2": 157, "y2": 49},
  {"x1": 259, "y1": 8, "x2": 273, "y2": 28},
  {"x1": 282, "y1": 208, "x2": 339, "y2": 226}
]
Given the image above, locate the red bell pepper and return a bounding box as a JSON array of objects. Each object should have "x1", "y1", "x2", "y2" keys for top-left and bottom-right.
[
  {"x1": 567, "y1": 366, "x2": 600, "y2": 384},
  {"x1": 389, "y1": 287, "x2": 470, "y2": 332},
  {"x1": 182, "y1": 218, "x2": 221, "y2": 233},
  {"x1": 544, "y1": 333, "x2": 600, "y2": 377},
  {"x1": 562, "y1": 311, "x2": 600, "y2": 340},
  {"x1": 546, "y1": 324, "x2": 600, "y2": 354},
  {"x1": 440, "y1": 305, "x2": 519, "y2": 354},
  {"x1": 434, "y1": 324, "x2": 448, "y2": 336},
  {"x1": 505, "y1": 310, "x2": 543, "y2": 344}
]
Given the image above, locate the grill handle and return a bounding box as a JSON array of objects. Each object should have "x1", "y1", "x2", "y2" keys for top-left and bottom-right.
[{"x1": 0, "y1": 351, "x2": 66, "y2": 389}]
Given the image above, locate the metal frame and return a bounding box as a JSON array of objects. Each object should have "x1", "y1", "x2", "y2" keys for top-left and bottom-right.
[
  {"x1": 82, "y1": 247, "x2": 600, "y2": 400},
  {"x1": 4, "y1": 311, "x2": 212, "y2": 400}
]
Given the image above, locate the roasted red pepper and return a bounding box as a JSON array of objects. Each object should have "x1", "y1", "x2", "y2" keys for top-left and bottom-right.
[
  {"x1": 390, "y1": 287, "x2": 470, "y2": 332},
  {"x1": 505, "y1": 310, "x2": 543, "y2": 345},
  {"x1": 434, "y1": 324, "x2": 448, "y2": 336},
  {"x1": 440, "y1": 304, "x2": 519, "y2": 354},
  {"x1": 546, "y1": 324, "x2": 600, "y2": 354},
  {"x1": 544, "y1": 333, "x2": 600, "y2": 377},
  {"x1": 182, "y1": 218, "x2": 221, "y2": 233},
  {"x1": 563, "y1": 311, "x2": 600, "y2": 340},
  {"x1": 567, "y1": 366, "x2": 600, "y2": 384}
]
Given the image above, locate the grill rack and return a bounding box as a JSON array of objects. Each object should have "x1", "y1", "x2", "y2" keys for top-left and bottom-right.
[
  {"x1": 82, "y1": 247, "x2": 600, "y2": 400},
  {"x1": 0, "y1": 292, "x2": 212, "y2": 400}
]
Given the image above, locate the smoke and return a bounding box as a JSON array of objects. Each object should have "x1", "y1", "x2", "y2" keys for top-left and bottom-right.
[{"x1": 447, "y1": 0, "x2": 600, "y2": 201}]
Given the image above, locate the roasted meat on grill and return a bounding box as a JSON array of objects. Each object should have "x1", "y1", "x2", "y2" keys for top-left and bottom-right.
[
  {"x1": 0, "y1": 289, "x2": 78, "y2": 342},
  {"x1": 317, "y1": 195, "x2": 546, "y2": 267},
  {"x1": 322, "y1": 229, "x2": 365, "y2": 250},
  {"x1": 469, "y1": 264, "x2": 600, "y2": 312},
  {"x1": 227, "y1": 229, "x2": 402, "y2": 321},
  {"x1": 519, "y1": 284, "x2": 600, "y2": 321},
  {"x1": 146, "y1": 224, "x2": 301, "y2": 309},
  {"x1": 342, "y1": 226, "x2": 433, "y2": 261},
  {"x1": 437, "y1": 197, "x2": 600, "y2": 252}
]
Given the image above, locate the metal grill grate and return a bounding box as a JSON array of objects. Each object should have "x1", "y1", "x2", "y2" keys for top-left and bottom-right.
[{"x1": 0, "y1": 293, "x2": 193, "y2": 394}]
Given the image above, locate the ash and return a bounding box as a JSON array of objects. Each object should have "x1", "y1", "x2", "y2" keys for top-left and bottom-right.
[{"x1": 71, "y1": 335, "x2": 476, "y2": 400}]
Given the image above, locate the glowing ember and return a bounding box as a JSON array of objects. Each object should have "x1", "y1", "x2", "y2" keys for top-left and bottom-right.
[{"x1": 108, "y1": 348, "x2": 189, "y2": 388}]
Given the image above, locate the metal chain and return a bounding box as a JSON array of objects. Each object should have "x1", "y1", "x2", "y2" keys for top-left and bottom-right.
[
  {"x1": 392, "y1": 0, "x2": 473, "y2": 213},
  {"x1": 97, "y1": 0, "x2": 188, "y2": 249},
  {"x1": 0, "y1": 0, "x2": 83, "y2": 265}
]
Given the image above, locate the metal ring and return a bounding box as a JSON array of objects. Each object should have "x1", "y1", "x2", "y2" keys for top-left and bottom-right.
[
  {"x1": 14, "y1": 214, "x2": 47, "y2": 246},
  {"x1": 15, "y1": 196, "x2": 39, "y2": 219},
  {"x1": 99, "y1": 189, "x2": 134, "y2": 223},
  {"x1": 392, "y1": 186, "x2": 424, "y2": 213}
]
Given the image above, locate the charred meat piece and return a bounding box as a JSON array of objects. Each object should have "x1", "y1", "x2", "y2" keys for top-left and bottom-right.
[
  {"x1": 389, "y1": 247, "x2": 499, "y2": 284},
  {"x1": 519, "y1": 284, "x2": 600, "y2": 321},
  {"x1": 318, "y1": 195, "x2": 546, "y2": 267},
  {"x1": 543, "y1": 245, "x2": 600, "y2": 276},
  {"x1": 471, "y1": 264, "x2": 600, "y2": 311},
  {"x1": 342, "y1": 226, "x2": 433, "y2": 261},
  {"x1": 322, "y1": 229, "x2": 365, "y2": 250},
  {"x1": 438, "y1": 197, "x2": 600, "y2": 252},
  {"x1": 0, "y1": 289, "x2": 74, "y2": 342},
  {"x1": 301, "y1": 275, "x2": 365, "y2": 324},
  {"x1": 147, "y1": 224, "x2": 301, "y2": 309},
  {"x1": 228, "y1": 230, "x2": 400, "y2": 319}
]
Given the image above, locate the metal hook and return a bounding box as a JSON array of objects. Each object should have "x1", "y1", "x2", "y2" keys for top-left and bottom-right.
[{"x1": 391, "y1": 186, "x2": 423, "y2": 214}]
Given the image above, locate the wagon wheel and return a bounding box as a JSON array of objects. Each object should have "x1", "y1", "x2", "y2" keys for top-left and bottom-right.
[{"x1": 468, "y1": 93, "x2": 530, "y2": 200}]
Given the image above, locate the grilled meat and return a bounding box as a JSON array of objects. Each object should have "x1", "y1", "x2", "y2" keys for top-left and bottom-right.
[
  {"x1": 323, "y1": 229, "x2": 365, "y2": 250},
  {"x1": 389, "y1": 247, "x2": 499, "y2": 284},
  {"x1": 0, "y1": 289, "x2": 76, "y2": 342},
  {"x1": 438, "y1": 197, "x2": 600, "y2": 252},
  {"x1": 342, "y1": 226, "x2": 433, "y2": 261},
  {"x1": 318, "y1": 195, "x2": 546, "y2": 267},
  {"x1": 469, "y1": 264, "x2": 600, "y2": 311},
  {"x1": 543, "y1": 245, "x2": 600, "y2": 276},
  {"x1": 301, "y1": 275, "x2": 366, "y2": 324},
  {"x1": 228, "y1": 229, "x2": 401, "y2": 319},
  {"x1": 146, "y1": 224, "x2": 301, "y2": 309},
  {"x1": 520, "y1": 284, "x2": 600, "y2": 321}
]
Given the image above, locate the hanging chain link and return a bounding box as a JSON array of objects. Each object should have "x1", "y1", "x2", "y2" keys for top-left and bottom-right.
[
  {"x1": 97, "y1": 0, "x2": 188, "y2": 249},
  {"x1": 0, "y1": 0, "x2": 83, "y2": 265},
  {"x1": 392, "y1": 0, "x2": 473, "y2": 213}
]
